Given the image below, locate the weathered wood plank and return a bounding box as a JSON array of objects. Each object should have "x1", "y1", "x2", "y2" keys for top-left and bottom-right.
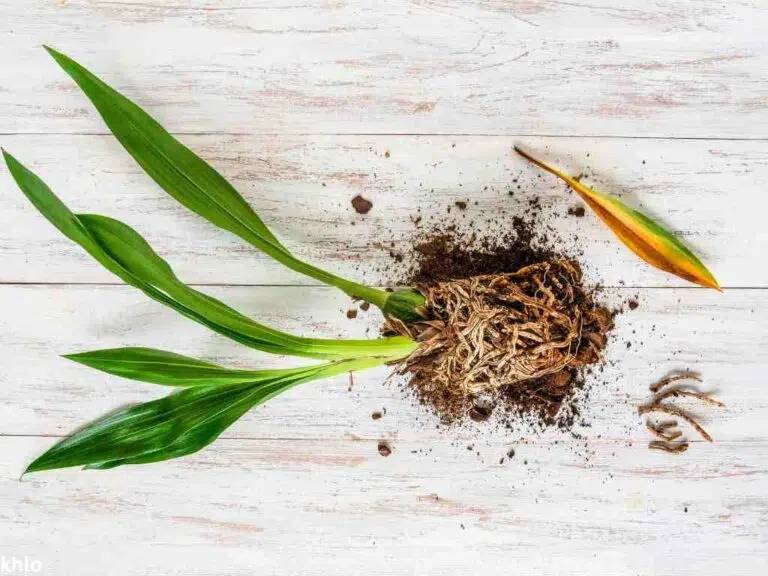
[
  {"x1": 1, "y1": 135, "x2": 761, "y2": 286},
  {"x1": 1, "y1": 436, "x2": 765, "y2": 576},
  {"x1": 0, "y1": 284, "x2": 760, "y2": 443},
  {"x1": 1, "y1": 1, "x2": 766, "y2": 137}
]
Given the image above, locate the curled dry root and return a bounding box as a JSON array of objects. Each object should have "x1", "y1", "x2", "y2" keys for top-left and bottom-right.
[
  {"x1": 641, "y1": 371, "x2": 725, "y2": 452},
  {"x1": 388, "y1": 260, "x2": 612, "y2": 401}
]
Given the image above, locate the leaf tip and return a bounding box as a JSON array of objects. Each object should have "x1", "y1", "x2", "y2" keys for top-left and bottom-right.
[
  {"x1": 22, "y1": 460, "x2": 42, "y2": 476},
  {"x1": 2, "y1": 149, "x2": 22, "y2": 174},
  {"x1": 43, "y1": 45, "x2": 71, "y2": 69},
  {"x1": 42, "y1": 44, "x2": 59, "y2": 58},
  {"x1": 512, "y1": 145, "x2": 529, "y2": 159},
  {"x1": 707, "y1": 276, "x2": 724, "y2": 292}
]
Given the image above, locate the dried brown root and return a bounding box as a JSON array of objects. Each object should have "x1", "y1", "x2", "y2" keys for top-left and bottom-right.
[
  {"x1": 638, "y1": 404, "x2": 713, "y2": 442},
  {"x1": 388, "y1": 260, "x2": 611, "y2": 400},
  {"x1": 649, "y1": 372, "x2": 702, "y2": 393},
  {"x1": 649, "y1": 440, "x2": 689, "y2": 454},
  {"x1": 645, "y1": 419, "x2": 683, "y2": 441},
  {"x1": 652, "y1": 388, "x2": 726, "y2": 408}
]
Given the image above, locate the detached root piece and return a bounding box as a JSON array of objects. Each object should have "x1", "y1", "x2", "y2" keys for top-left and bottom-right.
[
  {"x1": 639, "y1": 404, "x2": 713, "y2": 442},
  {"x1": 641, "y1": 372, "x2": 725, "y2": 448},
  {"x1": 649, "y1": 440, "x2": 689, "y2": 454},
  {"x1": 649, "y1": 371, "x2": 701, "y2": 393},
  {"x1": 652, "y1": 387, "x2": 726, "y2": 408},
  {"x1": 389, "y1": 260, "x2": 611, "y2": 403},
  {"x1": 645, "y1": 420, "x2": 682, "y2": 441}
]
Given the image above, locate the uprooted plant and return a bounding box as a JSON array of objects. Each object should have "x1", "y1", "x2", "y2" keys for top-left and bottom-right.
[{"x1": 3, "y1": 47, "x2": 720, "y2": 473}]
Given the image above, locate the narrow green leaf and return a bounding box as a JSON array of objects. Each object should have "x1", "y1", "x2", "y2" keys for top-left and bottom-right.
[
  {"x1": 43, "y1": 46, "x2": 405, "y2": 314},
  {"x1": 65, "y1": 347, "x2": 278, "y2": 387},
  {"x1": 43, "y1": 46, "x2": 287, "y2": 254},
  {"x1": 3, "y1": 151, "x2": 418, "y2": 361},
  {"x1": 25, "y1": 357, "x2": 385, "y2": 472}
]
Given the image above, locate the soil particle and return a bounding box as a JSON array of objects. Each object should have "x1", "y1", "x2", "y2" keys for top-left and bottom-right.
[
  {"x1": 351, "y1": 195, "x2": 373, "y2": 214},
  {"x1": 468, "y1": 403, "x2": 493, "y2": 422},
  {"x1": 454, "y1": 200, "x2": 468, "y2": 210},
  {"x1": 360, "y1": 302, "x2": 371, "y2": 312},
  {"x1": 628, "y1": 299, "x2": 639, "y2": 310},
  {"x1": 346, "y1": 309, "x2": 358, "y2": 319},
  {"x1": 371, "y1": 411, "x2": 383, "y2": 420},
  {"x1": 568, "y1": 205, "x2": 586, "y2": 217},
  {"x1": 403, "y1": 216, "x2": 555, "y2": 286},
  {"x1": 377, "y1": 441, "x2": 392, "y2": 457}
]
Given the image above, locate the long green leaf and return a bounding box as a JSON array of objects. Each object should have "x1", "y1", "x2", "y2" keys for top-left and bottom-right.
[
  {"x1": 65, "y1": 347, "x2": 287, "y2": 387},
  {"x1": 25, "y1": 357, "x2": 385, "y2": 473},
  {"x1": 43, "y1": 46, "x2": 286, "y2": 254},
  {"x1": 3, "y1": 151, "x2": 418, "y2": 361},
  {"x1": 43, "y1": 46, "x2": 410, "y2": 314}
]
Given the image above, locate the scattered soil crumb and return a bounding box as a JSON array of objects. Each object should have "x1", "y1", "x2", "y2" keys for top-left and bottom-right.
[
  {"x1": 380, "y1": 200, "x2": 617, "y2": 436},
  {"x1": 568, "y1": 205, "x2": 586, "y2": 217},
  {"x1": 455, "y1": 201, "x2": 468, "y2": 210},
  {"x1": 468, "y1": 403, "x2": 492, "y2": 422},
  {"x1": 384, "y1": 149, "x2": 391, "y2": 158},
  {"x1": 360, "y1": 302, "x2": 371, "y2": 312},
  {"x1": 346, "y1": 309, "x2": 358, "y2": 319},
  {"x1": 351, "y1": 195, "x2": 373, "y2": 215},
  {"x1": 371, "y1": 411, "x2": 383, "y2": 420},
  {"x1": 628, "y1": 299, "x2": 639, "y2": 311},
  {"x1": 377, "y1": 441, "x2": 392, "y2": 457}
]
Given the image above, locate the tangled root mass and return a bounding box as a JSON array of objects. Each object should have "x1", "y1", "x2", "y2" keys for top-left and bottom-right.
[{"x1": 388, "y1": 259, "x2": 614, "y2": 421}]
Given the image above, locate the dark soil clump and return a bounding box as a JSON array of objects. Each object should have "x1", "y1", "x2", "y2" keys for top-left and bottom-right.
[
  {"x1": 377, "y1": 441, "x2": 392, "y2": 456},
  {"x1": 351, "y1": 195, "x2": 373, "y2": 214},
  {"x1": 384, "y1": 210, "x2": 615, "y2": 431}
]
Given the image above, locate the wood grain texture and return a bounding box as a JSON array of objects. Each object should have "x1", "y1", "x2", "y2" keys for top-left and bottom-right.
[
  {"x1": 1, "y1": 135, "x2": 761, "y2": 287},
  {"x1": 1, "y1": 437, "x2": 765, "y2": 576},
  {"x1": 1, "y1": 1, "x2": 766, "y2": 137},
  {"x1": 1, "y1": 1, "x2": 766, "y2": 574}
]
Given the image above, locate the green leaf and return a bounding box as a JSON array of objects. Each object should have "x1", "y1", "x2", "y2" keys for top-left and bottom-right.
[
  {"x1": 3, "y1": 151, "x2": 418, "y2": 361},
  {"x1": 43, "y1": 46, "x2": 286, "y2": 255},
  {"x1": 43, "y1": 46, "x2": 407, "y2": 314},
  {"x1": 25, "y1": 357, "x2": 385, "y2": 472},
  {"x1": 64, "y1": 347, "x2": 279, "y2": 387}
]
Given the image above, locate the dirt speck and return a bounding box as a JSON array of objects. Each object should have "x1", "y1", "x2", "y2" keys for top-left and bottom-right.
[
  {"x1": 377, "y1": 441, "x2": 392, "y2": 457},
  {"x1": 628, "y1": 299, "x2": 639, "y2": 311},
  {"x1": 346, "y1": 309, "x2": 358, "y2": 319},
  {"x1": 455, "y1": 201, "x2": 468, "y2": 210},
  {"x1": 351, "y1": 195, "x2": 373, "y2": 215},
  {"x1": 568, "y1": 205, "x2": 586, "y2": 217},
  {"x1": 468, "y1": 402, "x2": 492, "y2": 422},
  {"x1": 371, "y1": 411, "x2": 382, "y2": 420},
  {"x1": 360, "y1": 302, "x2": 371, "y2": 312}
]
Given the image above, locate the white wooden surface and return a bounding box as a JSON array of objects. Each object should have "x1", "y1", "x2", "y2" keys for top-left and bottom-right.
[{"x1": 1, "y1": 2, "x2": 766, "y2": 575}]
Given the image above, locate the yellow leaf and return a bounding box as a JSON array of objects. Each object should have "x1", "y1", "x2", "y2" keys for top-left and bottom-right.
[{"x1": 514, "y1": 147, "x2": 721, "y2": 291}]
